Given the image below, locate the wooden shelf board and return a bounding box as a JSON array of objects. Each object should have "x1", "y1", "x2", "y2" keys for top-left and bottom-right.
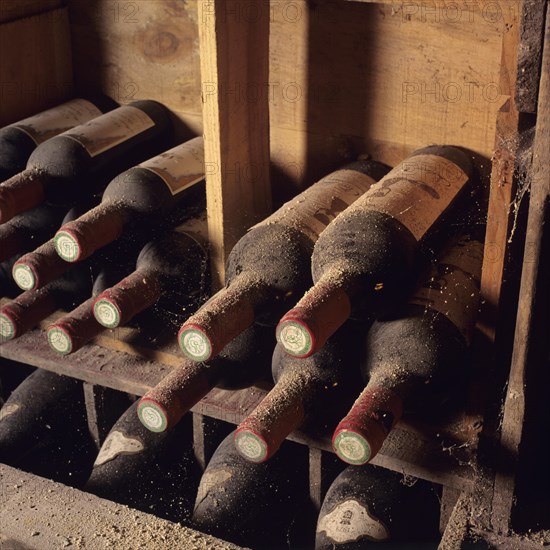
[{"x1": 1, "y1": 327, "x2": 477, "y2": 490}]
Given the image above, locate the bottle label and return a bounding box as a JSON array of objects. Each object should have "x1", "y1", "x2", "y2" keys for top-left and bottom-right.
[
  {"x1": 360, "y1": 154, "x2": 469, "y2": 241},
  {"x1": 140, "y1": 137, "x2": 205, "y2": 196},
  {"x1": 317, "y1": 499, "x2": 390, "y2": 543},
  {"x1": 93, "y1": 430, "x2": 144, "y2": 466},
  {"x1": 194, "y1": 469, "x2": 232, "y2": 507},
  {"x1": 61, "y1": 105, "x2": 155, "y2": 158},
  {"x1": 409, "y1": 239, "x2": 483, "y2": 343},
  {"x1": 0, "y1": 403, "x2": 20, "y2": 421},
  {"x1": 252, "y1": 169, "x2": 376, "y2": 243},
  {"x1": 11, "y1": 99, "x2": 103, "y2": 146}
]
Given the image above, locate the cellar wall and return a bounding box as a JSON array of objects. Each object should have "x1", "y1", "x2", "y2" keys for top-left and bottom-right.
[{"x1": 64, "y1": 0, "x2": 507, "y2": 196}]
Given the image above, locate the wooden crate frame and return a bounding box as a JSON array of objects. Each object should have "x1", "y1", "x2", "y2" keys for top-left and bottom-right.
[{"x1": 0, "y1": 0, "x2": 549, "y2": 547}]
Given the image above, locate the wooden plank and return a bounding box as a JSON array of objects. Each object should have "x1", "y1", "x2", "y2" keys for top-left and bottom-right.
[
  {"x1": 83, "y1": 383, "x2": 129, "y2": 448},
  {"x1": 0, "y1": 327, "x2": 475, "y2": 490},
  {"x1": 0, "y1": 0, "x2": 62, "y2": 24},
  {"x1": 66, "y1": 0, "x2": 203, "y2": 137},
  {"x1": 0, "y1": 7, "x2": 73, "y2": 126},
  {"x1": 439, "y1": 487, "x2": 462, "y2": 534},
  {"x1": 198, "y1": 0, "x2": 272, "y2": 287},
  {"x1": 0, "y1": 464, "x2": 246, "y2": 549},
  {"x1": 491, "y1": 5, "x2": 550, "y2": 534},
  {"x1": 269, "y1": 0, "x2": 506, "y2": 194}
]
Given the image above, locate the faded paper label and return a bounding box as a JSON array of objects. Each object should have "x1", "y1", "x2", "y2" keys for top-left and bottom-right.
[
  {"x1": 140, "y1": 137, "x2": 205, "y2": 195},
  {"x1": 317, "y1": 499, "x2": 390, "y2": 543},
  {"x1": 94, "y1": 430, "x2": 144, "y2": 466},
  {"x1": 62, "y1": 105, "x2": 154, "y2": 158},
  {"x1": 0, "y1": 403, "x2": 20, "y2": 421},
  {"x1": 194, "y1": 468, "x2": 232, "y2": 507},
  {"x1": 410, "y1": 239, "x2": 483, "y2": 343},
  {"x1": 253, "y1": 169, "x2": 377, "y2": 243},
  {"x1": 359, "y1": 154, "x2": 469, "y2": 240},
  {"x1": 12, "y1": 99, "x2": 102, "y2": 145}
]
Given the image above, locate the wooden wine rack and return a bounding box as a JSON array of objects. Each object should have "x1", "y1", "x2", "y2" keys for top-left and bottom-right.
[{"x1": 1, "y1": 1, "x2": 549, "y2": 548}]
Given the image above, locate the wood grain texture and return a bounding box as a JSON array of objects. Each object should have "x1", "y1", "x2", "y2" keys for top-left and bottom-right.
[
  {"x1": 269, "y1": 0, "x2": 505, "y2": 194},
  {"x1": 198, "y1": 0, "x2": 272, "y2": 286},
  {"x1": 491, "y1": 5, "x2": 550, "y2": 533},
  {"x1": 66, "y1": 0, "x2": 203, "y2": 137},
  {"x1": 0, "y1": 7, "x2": 73, "y2": 126}
]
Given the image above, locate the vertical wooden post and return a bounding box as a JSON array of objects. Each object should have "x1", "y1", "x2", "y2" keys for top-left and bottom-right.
[
  {"x1": 83, "y1": 383, "x2": 127, "y2": 449},
  {"x1": 491, "y1": 6, "x2": 550, "y2": 533},
  {"x1": 199, "y1": 0, "x2": 272, "y2": 288}
]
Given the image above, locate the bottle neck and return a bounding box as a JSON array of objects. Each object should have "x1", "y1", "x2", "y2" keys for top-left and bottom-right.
[
  {"x1": 137, "y1": 359, "x2": 219, "y2": 433},
  {"x1": 93, "y1": 268, "x2": 161, "y2": 328},
  {"x1": 178, "y1": 272, "x2": 267, "y2": 362},
  {"x1": 332, "y1": 385, "x2": 403, "y2": 465},
  {"x1": 47, "y1": 297, "x2": 101, "y2": 355},
  {"x1": 54, "y1": 201, "x2": 128, "y2": 263},
  {"x1": 276, "y1": 270, "x2": 357, "y2": 358},
  {"x1": 13, "y1": 240, "x2": 71, "y2": 291},
  {"x1": 0, "y1": 169, "x2": 48, "y2": 224},
  {"x1": 234, "y1": 369, "x2": 317, "y2": 463},
  {"x1": 0, "y1": 286, "x2": 58, "y2": 341}
]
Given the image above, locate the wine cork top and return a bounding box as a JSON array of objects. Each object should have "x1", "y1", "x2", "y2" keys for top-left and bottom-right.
[
  {"x1": 93, "y1": 298, "x2": 122, "y2": 328},
  {"x1": 12, "y1": 263, "x2": 37, "y2": 290},
  {"x1": 47, "y1": 326, "x2": 73, "y2": 355},
  {"x1": 137, "y1": 399, "x2": 169, "y2": 433}
]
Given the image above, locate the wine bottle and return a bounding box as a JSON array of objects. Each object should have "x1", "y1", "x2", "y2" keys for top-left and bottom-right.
[
  {"x1": 276, "y1": 146, "x2": 474, "y2": 358},
  {"x1": 0, "y1": 369, "x2": 95, "y2": 485},
  {"x1": 234, "y1": 322, "x2": 364, "y2": 463},
  {"x1": 0, "y1": 203, "x2": 68, "y2": 263},
  {"x1": 0, "y1": 97, "x2": 116, "y2": 181},
  {"x1": 316, "y1": 465, "x2": 440, "y2": 548},
  {"x1": 46, "y1": 260, "x2": 134, "y2": 355},
  {"x1": 332, "y1": 236, "x2": 483, "y2": 465},
  {"x1": 0, "y1": 100, "x2": 172, "y2": 224},
  {"x1": 92, "y1": 227, "x2": 208, "y2": 329},
  {"x1": 137, "y1": 323, "x2": 274, "y2": 433},
  {"x1": 53, "y1": 137, "x2": 205, "y2": 263},
  {"x1": 0, "y1": 259, "x2": 93, "y2": 342},
  {"x1": 11, "y1": 199, "x2": 99, "y2": 291},
  {"x1": 85, "y1": 400, "x2": 200, "y2": 523},
  {"x1": 178, "y1": 160, "x2": 390, "y2": 363},
  {"x1": 192, "y1": 431, "x2": 308, "y2": 548}
]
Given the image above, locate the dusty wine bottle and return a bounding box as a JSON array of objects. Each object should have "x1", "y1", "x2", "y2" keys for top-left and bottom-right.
[
  {"x1": 234, "y1": 322, "x2": 364, "y2": 463},
  {"x1": 0, "y1": 97, "x2": 116, "y2": 181},
  {"x1": 85, "y1": 400, "x2": 200, "y2": 522},
  {"x1": 92, "y1": 227, "x2": 208, "y2": 329},
  {"x1": 0, "y1": 100, "x2": 172, "y2": 224},
  {"x1": 178, "y1": 159, "x2": 390, "y2": 363},
  {"x1": 316, "y1": 465, "x2": 440, "y2": 548},
  {"x1": 332, "y1": 236, "x2": 483, "y2": 465},
  {"x1": 52, "y1": 138, "x2": 205, "y2": 263},
  {"x1": 137, "y1": 323, "x2": 274, "y2": 433},
  {"x1": 0, "y1": 203, "x2": 68, "y2": 263},
  {"x1": 0, "y1": 368, "x2": 95, "y2": 486},
  {"x1": 12, "y1": 199, "x2": 99, "y2": 291},
  {"x1": 46, "y1": 258, "x2": 135, "y2": 355},
  {"x1": 0, "y1": 259, "x2": 93, "y2": 342},
  {"x1": 192, "y1": 431, "x2": 308, "y2": 548},
  {"x1": 277, "y1": 146, "x2": 474, "y2": 358}
]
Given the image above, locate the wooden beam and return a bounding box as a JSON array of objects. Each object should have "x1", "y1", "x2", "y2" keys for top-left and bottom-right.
[
  {"x1": 0, "y1": 8, "x2": 73, "y2": 126},
  {"x1": 491, "y1": 4, "x2": 550, "y2": 533},
  {"x1": 198, "y1": 0, "x2": 272, "y2": 288}
]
